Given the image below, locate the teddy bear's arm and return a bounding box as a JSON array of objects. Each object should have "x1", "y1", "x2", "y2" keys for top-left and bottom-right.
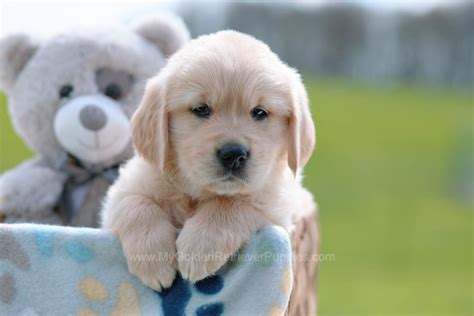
[{"x1": 0, "y1": 157, "x2": 66, "y2": 223}]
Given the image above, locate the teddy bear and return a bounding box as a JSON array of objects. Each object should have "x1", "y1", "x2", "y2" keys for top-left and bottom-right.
[{"x1": 0, "y1": 13, "x2": 189, "y2": 227}]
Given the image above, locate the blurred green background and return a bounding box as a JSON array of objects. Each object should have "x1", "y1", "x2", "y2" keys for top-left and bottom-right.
[{"x1": 1, "y1": 78, "x2": 472, "y2": 315}]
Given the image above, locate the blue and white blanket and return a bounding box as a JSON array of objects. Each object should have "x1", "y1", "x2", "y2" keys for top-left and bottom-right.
[{"x1": 0, "y1": 224, "x2": 292, "y2": 316}]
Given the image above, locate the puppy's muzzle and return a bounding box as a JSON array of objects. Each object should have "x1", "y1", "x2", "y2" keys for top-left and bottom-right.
[{"x1": 217, "y1": 144, "x2": 249, "y2": 172}]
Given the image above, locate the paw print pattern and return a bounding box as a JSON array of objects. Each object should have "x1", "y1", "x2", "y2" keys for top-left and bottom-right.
[
  {"x1": 79, "y1": 278, "x2": 108, "y2": 302},
  {"x1": 157, "y1": 274, "x2": 225, "y2": 316},
  {"x1": 196, "y1": 303, "x2": 224, "y2": 316},
  {"x1": 0, "y1": 273, "x2": 16, "y2": 304},
  {"x1": 0, "y1": 225, "x2": 292, "y2": 315},
  {"x1": 77, "y1": 278, "x2": 140, "y2": 315},
  {"x1": 158, "y1": 275, "x2": 192, "y2": 316},
  {"x1": 195, "y1": 275, "x2": 225, "y2": 316},
  {"x1": 0, "y1": 228, "x2": 30, "y2": 306},
  {"x1": 0, "y1": 229, "x2": 30, "y2": 271},
  {"x1": 33, "y1": 230, "x2": 55, "y2": 257},
  {"x1": 47, "y1": 234, "x2": 140, "y2": 315},
  {"x1": 194, "y1": 275, "x2": 224, "y2": 295},
  {"x1": 64, "y1": 240, "x2": 93, "y2": 263}
]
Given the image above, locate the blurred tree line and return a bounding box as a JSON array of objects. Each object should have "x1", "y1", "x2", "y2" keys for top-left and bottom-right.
[{"x1": 178, "y1": 2, "x2": 473, "y2": 87}]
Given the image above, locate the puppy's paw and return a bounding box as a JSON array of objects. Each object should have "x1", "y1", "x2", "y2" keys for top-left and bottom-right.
[
  {"x1": 122, "y1": 232, "x2": 178, "y2": 292},
  {"x1": 176, "y1": 226, "x2": 235, "y2": 282},
  {"x1": 128, "y1": 257, "x2": 176, "y2": 292}
]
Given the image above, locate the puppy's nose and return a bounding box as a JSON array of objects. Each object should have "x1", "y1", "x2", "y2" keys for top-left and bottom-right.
[
  {"x1": 217, "y1": 144, "x2": 249, "y2": 171},
  {"x1": 79, "y1": 105, "x2": 107, "y2": 131}
]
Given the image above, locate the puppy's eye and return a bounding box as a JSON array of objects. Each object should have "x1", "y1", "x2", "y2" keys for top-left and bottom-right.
[
  {"x1": 192, "y1": 103, "x2": 212, "y2": 118},
  {"x1": 59, "y1": 85, "x2": 74, "y2": 99},
  {"x1": 104, "y1": 83, "x2": 122, "y2": 100},
  {"x1": 251, "y1": 106, "x2": 268, "y2": 121}
]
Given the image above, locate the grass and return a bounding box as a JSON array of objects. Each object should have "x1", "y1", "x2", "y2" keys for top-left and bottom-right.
[
  {"x1": 0, "y1": 94, "x2": 34, "y2": 170},
  {"x1": 0, "y1": 79, "x2": 472, "y2": 315}
]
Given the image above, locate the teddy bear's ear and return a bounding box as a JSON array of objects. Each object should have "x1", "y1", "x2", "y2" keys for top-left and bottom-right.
[
  {"x1": 0, "y1": 34, "x2": 38, "y2": 92},
  {"x1": 132, "y1": 13, "x2": 190, "y2": 58}
]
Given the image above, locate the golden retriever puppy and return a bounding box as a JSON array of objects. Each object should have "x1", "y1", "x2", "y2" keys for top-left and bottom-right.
[{"x1": 101, "y1": 30, "x2": 316, "y2": 291}]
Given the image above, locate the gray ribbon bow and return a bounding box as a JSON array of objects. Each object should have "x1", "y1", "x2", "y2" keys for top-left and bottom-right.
[{"x1": 56, "y1": 156, "x2": 120, "y2": 227}]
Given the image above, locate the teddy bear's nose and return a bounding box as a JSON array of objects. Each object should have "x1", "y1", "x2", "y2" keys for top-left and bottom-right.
[{"x1": 79, "y1": 105, "x2": 107, "y2": 131}]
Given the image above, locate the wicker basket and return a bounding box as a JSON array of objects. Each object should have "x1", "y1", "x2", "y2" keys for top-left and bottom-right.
[{"x1": 286, "y1": 206, "x2": 319, "y2": 316}]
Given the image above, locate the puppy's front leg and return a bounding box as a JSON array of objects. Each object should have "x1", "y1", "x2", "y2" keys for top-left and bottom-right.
[
  {"x1": 106, "y1": 195, "x2": 177, "y2": 291},
  {"x1": 177, "y1": 200, "x2": 269, "y2": 282}
]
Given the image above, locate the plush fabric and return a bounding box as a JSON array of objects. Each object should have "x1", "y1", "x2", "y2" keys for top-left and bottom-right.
[
  {"x1": 0, "y1": 224, "x2": 292, "y2": 316},
  {"x1": 0, "y1": 13, "x2": 190, "y2": 226}
]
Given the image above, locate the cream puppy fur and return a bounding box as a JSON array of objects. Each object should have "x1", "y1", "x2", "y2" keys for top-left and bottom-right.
[{"x1": 101, "y1": 30, "x2": 316, "y2": 291}]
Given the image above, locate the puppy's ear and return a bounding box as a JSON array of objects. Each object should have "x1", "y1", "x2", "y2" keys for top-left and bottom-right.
[
  {"x1": 288, "y1": 75, "x2": 315, "y2": 176},
  {"x1": 131, "y1": 76, "x2": 169, "y2": 171}
]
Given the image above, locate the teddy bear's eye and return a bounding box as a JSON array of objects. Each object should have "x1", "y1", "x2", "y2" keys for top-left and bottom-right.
[
  {"x1": 59, "y1": 85, "x2": 74, "y2": 99},
  {"x1": 104, "y1": 83, "x2": 122, "y2": 100}
]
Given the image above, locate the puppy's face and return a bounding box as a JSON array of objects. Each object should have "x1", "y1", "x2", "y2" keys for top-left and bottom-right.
[
  {"x1": 132, "y1": 31, "x2": 315, "y2": 196},
  {"x1": 168, "y1": 71, "x2": 290, "y2": 195}
]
